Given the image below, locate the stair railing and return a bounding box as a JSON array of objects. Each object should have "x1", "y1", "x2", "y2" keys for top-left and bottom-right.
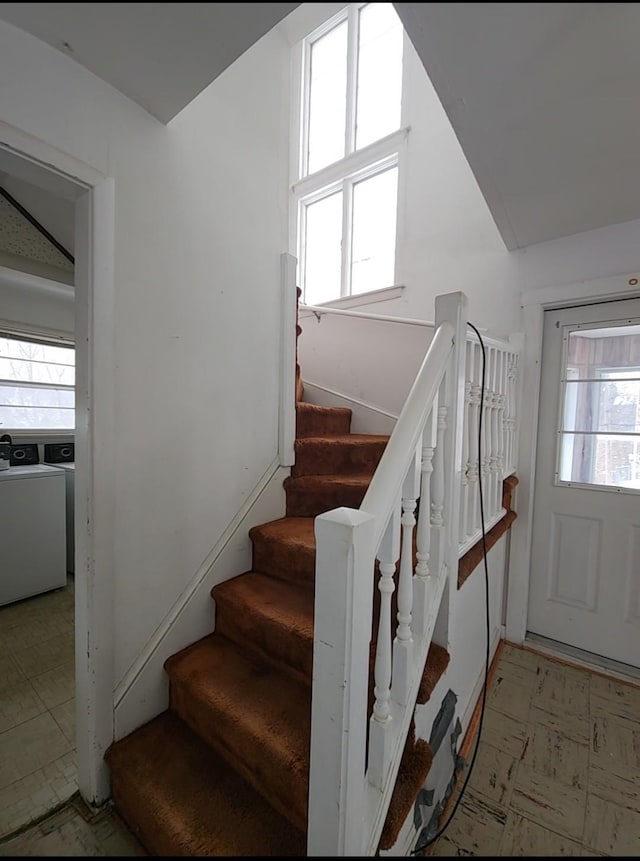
[
  {"x1": 308, "y1": 291, "x2": 467, "y2": 856},
  {"x1": 458, "y1": 331, "x2": 522, "y2": 555}
]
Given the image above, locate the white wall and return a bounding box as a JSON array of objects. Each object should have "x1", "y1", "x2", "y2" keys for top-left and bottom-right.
[
  {"x1": 298, "y1": 309, "x2": 434, "y2": 416},
  {"x1": 0, "y1": 276, "x2": 74, "y2": 336},
  {"x1": 0, "y1": 19, "x2": 290, "y2": 699}
]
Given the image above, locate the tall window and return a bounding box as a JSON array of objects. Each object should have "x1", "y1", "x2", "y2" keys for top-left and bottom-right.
[
  {"x1": 293, "y1": 2, "x2": 405, "y2": 305},
  {"x1": 0, "y1": 333, "x2": 75, "y2": 431}
]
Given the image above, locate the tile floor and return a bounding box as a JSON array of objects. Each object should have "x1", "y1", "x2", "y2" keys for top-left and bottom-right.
[
  {"x1": 0, "y1": 576, "x2": 77, "y2": 840},
  {"x1": 0, "y1": 793, "x2": 144, "y2": 856},
  {"x1": 1, "y1": 597, "x2": 639, "y2": 857},
  {"x1": 427, "y1": 642, "x2": 640, "y2": 856}
]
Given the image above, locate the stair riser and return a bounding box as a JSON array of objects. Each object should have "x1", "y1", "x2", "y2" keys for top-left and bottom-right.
[
  {"x1": 296, "y1": 409, "x2": 351, "y2": 438},
  {"x1": 214, "y1": 593, "x2": 313, "y2": 684},
  {"x1": 110, "y1": 775, "x2": 176, "y2": 857},
  {"x1": 285, "y1": 483, "x2": 368, "y2": 517},
  {"x1": 292, "y1": 439, "x2": 387, "y2": 477},
  {"x1": 251, "y1": 538, "x2": 315, "y2": 583},
  {"x1": 169, "y1": 679, "x2": 310, "y2": 834}
]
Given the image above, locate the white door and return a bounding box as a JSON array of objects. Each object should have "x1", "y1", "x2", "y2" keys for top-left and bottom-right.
[{"x1": 528, "y1": 298, "x2": 640, "y2": 668}]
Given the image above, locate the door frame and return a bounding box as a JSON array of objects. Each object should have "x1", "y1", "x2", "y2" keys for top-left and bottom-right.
[
  {"x1": 506, "y1": 270, "x2": 640, "y2": 645},
  {"x1": 0, "y1": 119, "x2": 116, "y2": 807}
]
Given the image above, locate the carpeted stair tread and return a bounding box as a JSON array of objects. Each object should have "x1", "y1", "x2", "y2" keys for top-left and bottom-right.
[
  {"x1": 212, "y1": 571, "x2": 314, "y2": 683},
  {"x1": 379, "y1": 724, "x2": 434, "y2": 852},
  {"x1": 296, "y1": 402, "x2": 352, "y2": 438},
  {"x1": 292, "y1": 434, "x2": 389, "y2": 477},
  {"x1": 250, "y1": 517, "x2": 316, "y2": 583},
  {"x1": 165, "y1": 633, "x2": 311, "y2": 833},
  {"x1": 105, "y1": 710, "x2": 306, "y2": 857},
  {"x1": 417, "y1": 643, "x2": 451, "y2": 704},
  {"x1": 284, "y1": 473, "x2": 371, "y2": 517}
]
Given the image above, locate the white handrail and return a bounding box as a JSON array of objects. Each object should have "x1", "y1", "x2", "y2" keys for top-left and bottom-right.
[
  {"x1": 361, "y1": 321, "x2": 454, "y2": 547},
  {"x1": 301, "y1": 302, "x2": 487, "y2": 333},
  {"x1": 300, "y1": 303, "x2": 435, "y2": 328}
]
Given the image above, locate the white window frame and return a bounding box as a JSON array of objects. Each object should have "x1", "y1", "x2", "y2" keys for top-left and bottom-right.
[
  {"x1": 0, "y1": 324, "x2": 75, "y2": 435},
  {"x1": 290, "y1": 2, "x2": 410, "y2": 305},
  {"x1": 555, "y1": 319, "x2": 640, "y2": 494}
]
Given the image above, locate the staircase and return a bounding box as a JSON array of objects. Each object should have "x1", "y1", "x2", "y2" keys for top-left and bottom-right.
[{"x1": 105, "y1": 364, "x2": 451, "y2": 855}]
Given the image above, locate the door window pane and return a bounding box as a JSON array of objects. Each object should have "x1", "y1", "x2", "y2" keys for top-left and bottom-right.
[
  {"x1": 303, "y1": 191, "x2": 343, "y2": 304},
  {"x1": 356, "y1": 3, "x2": 403, "y2": 150},
  {"x1": 559, "y1": 433, "x2": 640, "y2": 489},
  {"x1": 351, "y1": 166, "x2": 398, "y2": 295},
  {"x1": 562, "y1": 374, "x2": 640, "y2": 434},
  {"x1": 558, "y1": 323, "x2": 640, "y2": 489},
  {"x1": 307, "y1": 20, "x2": 348, "y2": 175}
]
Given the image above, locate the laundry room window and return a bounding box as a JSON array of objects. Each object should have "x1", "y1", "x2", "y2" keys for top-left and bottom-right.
[
  {"x1": 0, "y1": 332, "x2": 75, "y2": 431},
  {"x1": 292, "y1": 1, "x2": 407, "y2": 305}
]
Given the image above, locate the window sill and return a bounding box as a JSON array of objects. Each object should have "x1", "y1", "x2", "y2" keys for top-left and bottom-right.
[{"x1": 299, "y1": 284, "x2": 405, "y2": 316}]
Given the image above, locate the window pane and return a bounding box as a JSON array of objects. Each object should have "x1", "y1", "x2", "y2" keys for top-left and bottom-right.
[
  {"x1": 559, "y1": 433, "x2": 640, "y2": 489},
  {"x1": 562, "y1": 375, "x2": 640, "y2": 434},
  {"x1": 356, "y1": 3, "x2": 403, "y2": 150},
  {"x1": 0, "y1": 337, "x2": 75, "y2": 386},
  {"x1": 0, "y1": 405, "x2": 74, "y2": 430},
  {"x1": 566, "y1": 324, "x2": 640, "y2": 365},
  {"x1": 307, "y1": 20, "x2": 348, "y2": 175},
  {"x1": 303, "y1": 191, "x2": 343, "y2": 304},
  {"x1": 351, "y1": 166, "x2": 398, "y2": 295}
]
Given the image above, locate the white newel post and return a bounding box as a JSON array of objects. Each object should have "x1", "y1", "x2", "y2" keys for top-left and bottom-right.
[
  {"x1": 496, "y1": 350, "x2": 506, "y2": 487},
  {"x1": 434, "y1": 292, "x2": 467, "y2": 610},
  {"x1": 279, "y1": 252, "x2": 297, "y2": 468},
  {"x1": 414, "y1": 406, "x2": 437, "y2": 635},
  {"x1": 368, "y1": 507, "x2": 400, "y2": 790},
  {"x1": 487, "y1": 348, "x2": 497, "y2": 518},
  {"x1": 460, "y1": 366, "x2": 471, "y2": 543},
  {"x1": 308, "y1": 507, "x2": 376, "y2": 857},
  {"x1": 392, "y1": 449, "x2": 421, "y2": 706}
]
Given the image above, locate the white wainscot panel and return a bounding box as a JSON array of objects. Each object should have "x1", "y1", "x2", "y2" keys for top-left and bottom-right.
[{"x1": 546, "y1": 513, "x2": 601, "y2": 611}]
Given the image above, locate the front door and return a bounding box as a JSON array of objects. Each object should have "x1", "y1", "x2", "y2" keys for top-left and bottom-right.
[{"x1": 528, "y1": 297, "x2": 640, "y2": 668}]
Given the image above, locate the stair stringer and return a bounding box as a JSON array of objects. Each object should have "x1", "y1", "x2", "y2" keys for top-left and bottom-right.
[{"x1": 114, "y1": 458, "x2": 290, "y2": 740}]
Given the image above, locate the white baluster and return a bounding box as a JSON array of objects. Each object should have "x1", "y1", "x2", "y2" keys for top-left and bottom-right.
[
  {"x1": 393, "y1": 450, "x2": 420, "y2": 706},
  {"x1": 460, "y1": 377, "x2": 471, "y2": 543},
  {"x1": 430, "y1": 403, "x2": 447, "y2": 577},
  {"x1": 414, "y1": 408, "x2": 436, "y2": 635},
  {"x1": 368, "y1": 507, "x2": 400, "y2": 789},
  {"x1": 467, "y1": 360, "x2": 481, "y2": 538}
]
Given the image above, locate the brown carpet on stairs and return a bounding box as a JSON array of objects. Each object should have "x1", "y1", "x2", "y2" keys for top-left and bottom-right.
[{"x1": 105, "y1": 356, "x2": 452, "y2": 856}]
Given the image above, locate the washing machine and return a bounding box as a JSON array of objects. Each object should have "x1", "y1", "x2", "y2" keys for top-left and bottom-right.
[
  {"x1": 0, "y1": 464, "x2": 67, "y2": 606},
  {"x1": 44, "y1": 443, "x2": 75, "y2": 574}
]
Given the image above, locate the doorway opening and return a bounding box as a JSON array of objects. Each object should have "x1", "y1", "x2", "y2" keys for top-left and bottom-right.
[{"x1": 0, "y1": 139, "x2": 114, "y2": 837}]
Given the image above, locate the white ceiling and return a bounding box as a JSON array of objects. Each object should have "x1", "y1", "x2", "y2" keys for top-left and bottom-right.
[
  {"x1": 1, "y1": 3, "x2": 639, "y2": 252},
  {"x1": 394, "y1": 2, "x2": 640, "y2": 249},
  {"x1": 0, "y1": 2, "x2": 300, "y2": 123}
]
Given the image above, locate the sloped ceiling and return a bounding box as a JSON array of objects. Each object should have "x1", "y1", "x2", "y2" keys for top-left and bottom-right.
[
  {"x1": 394, "y1": 2, "x2": 640, "y2": 249},
  {"x1": 1, "y1": 3, "x2": 638, "y2": 251},
  {"x1": 0, "y1": 2, "x2": 300, "y2": 123}
]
